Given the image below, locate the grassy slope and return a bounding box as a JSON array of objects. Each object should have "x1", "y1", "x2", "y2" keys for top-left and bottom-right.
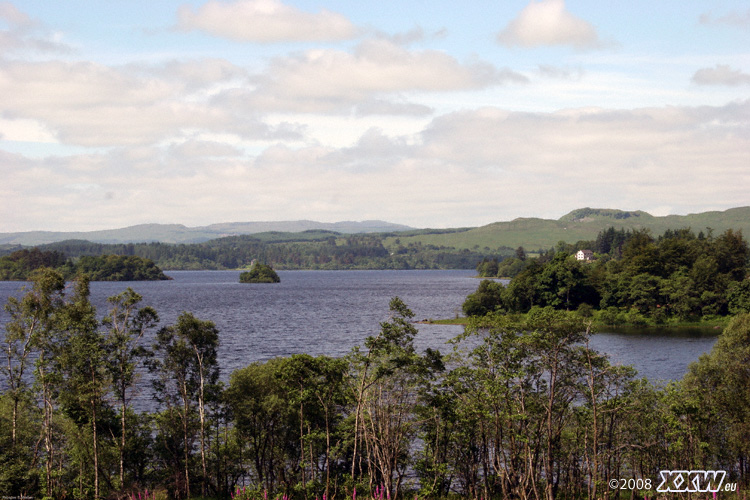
[{"x1": 383, "y1": 207, "x2": 750, "y2": 251}]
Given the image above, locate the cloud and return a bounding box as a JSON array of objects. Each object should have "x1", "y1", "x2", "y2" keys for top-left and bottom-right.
[
  {"x1": 413, "y1": 102, "x2": 749, "y2": 217},
  {"x1": 538, "y1": 64, "x2": 585, "y2": 80},
  {"x1": 385, "y1": 26, "x2": 427, "y2": 45},
  {"x1": 138, "y1": 58, "x2": 250, "y2": 91},
  {"x1": 0, "y1": 58, "x2": 284, "y2": 147},
  {"x1": 0, "y1": 2, "x2": 71, "y2": 53},
  {"x1": 699, "y1": 8, "x2": 750, "y2": 28},
  {"x1": 2, "y1": 100, "x2": 748, "y2": 230},
  {"x1": 268, "y1": 40, "x2": 510, "y2": 93},
  {"x1": 497, "y1": 0, "x2": 602, "y2": 49},
  {"x1": 354, "y1": 99, "x2": 433, "y2": 117},
  {"x1": 169, "y1": 139, "x2": 244, "y2": 159},
  {"x1": 176, "y1": 0, "x2": 357, "y2": 42},
  {"x1": 692, "y1": 65, "x2": 750, "y2": 86},
  {"x1": 0, "y1": 3, "x2": 34, "y2": 28},
  {"x1": 222, "y1": 39, "x2": 526, "y2": 114}
]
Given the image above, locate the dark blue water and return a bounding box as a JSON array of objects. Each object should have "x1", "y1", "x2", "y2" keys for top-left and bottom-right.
[{"x1": 0, "y1": 270, "x2": 718, "y2": 385}]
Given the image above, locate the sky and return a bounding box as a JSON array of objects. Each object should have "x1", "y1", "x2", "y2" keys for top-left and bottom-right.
[{"x1": 0, "y1": 0, "x2": 748, "y2": 232}]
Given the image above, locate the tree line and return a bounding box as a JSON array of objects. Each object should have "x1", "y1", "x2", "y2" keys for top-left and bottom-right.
[
  {"x1": 467, "y1": 227, "x2": 750, "y2": 323},
  {"x1": 21, "y1": 234, "x2": 510, "y2": 271},
  {"x1": 0, "y1": 248, "x2": 170, "y2": 281},
  {"x1": 2, "y1": 268, "x2": 749, "y2": 499}
]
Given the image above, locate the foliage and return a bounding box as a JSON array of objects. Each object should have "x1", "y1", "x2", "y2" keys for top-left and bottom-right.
[
  {"x1": 461, "y1": 279, "x2": 504, "y2": 316},
  {"x1": 682, "y1": 313, "x2": 750, "y2": 472},
  {"x1": 3, "y1": 272, "x2": 750, "y2": 499},
  {"x1": 75, "y1": 255, "x2": 171, "y2": 281},
  {"x1": 240, "y1": 263, "x2": 280, "y2": 283},
  {"x1": 464, "y1": 227, "x2": 750, "y2": 323},
  {"x1": 0, "y1": 248, "x2": 71, "y2": 280},
  {"x1": 0, "y1": 248, "x2": 170, "y2": 281},
  {"x1": 147, "y1": 312, "x2": 221, "y2": 499},
  {"x1": 37, "y1": 234, "x2": 508, "y2": 271}
]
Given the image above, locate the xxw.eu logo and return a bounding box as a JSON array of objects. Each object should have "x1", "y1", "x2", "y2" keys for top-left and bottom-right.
[{"x1": 656, "y1": 470, "x2": 735, "y2": 493}]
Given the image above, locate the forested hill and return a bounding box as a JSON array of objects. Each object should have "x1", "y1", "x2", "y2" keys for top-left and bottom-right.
[{"x1": 24, "y1": 232, "x2": 510, "y2": 271}]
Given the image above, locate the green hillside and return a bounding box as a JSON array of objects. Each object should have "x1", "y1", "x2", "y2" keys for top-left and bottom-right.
[{"x1": 382, "y1": 207, "x2": 750, "y2": 251}]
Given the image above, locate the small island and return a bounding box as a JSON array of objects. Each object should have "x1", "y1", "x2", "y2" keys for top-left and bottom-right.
[{"x1": 239, "y1": 260, "x2": 280, "y2": 283}]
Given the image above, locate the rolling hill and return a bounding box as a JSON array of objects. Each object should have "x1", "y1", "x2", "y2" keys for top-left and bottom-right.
[
  {"x1": 0, "y1": 220, "x2": 415, "y2": 246},
  {"x1": 381, "y1": 207, "x2": 750, "y2": 251},
  {"x1": 2, "y1": 207, "x2": 749, "y2": 255}
]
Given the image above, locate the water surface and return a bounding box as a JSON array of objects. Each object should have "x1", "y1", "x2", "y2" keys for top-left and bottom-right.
[{"x1": 0, "y1": 270, "x2": 718, "y2": 385}]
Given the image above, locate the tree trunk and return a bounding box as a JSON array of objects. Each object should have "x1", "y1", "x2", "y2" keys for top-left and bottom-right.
[
  {"x1": 183, "y1": 381, "x2": 191, "y2": 499},
  {"x1": 197, "y1": 353, "x2": 208, "y2": 497},
  {"x1": 93, "y1": 398, "x2": 99, "y2": 500},
  {"x1": 351, "y1": 358, "x2": 371, "y2": 480},
  {"x1": 324, "y1": 405, "x2": 331, "y2": 499},
  {"x1": 120, "y1": 399, "x2": 126, "y2": 488},
  {"x1": 39, "y1": 361, "x2": 54, "y2": 497}
]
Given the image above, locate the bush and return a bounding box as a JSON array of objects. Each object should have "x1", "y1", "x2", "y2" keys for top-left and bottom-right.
[
  {"x1": 728, "y1": 279, "x2": 750, "y2": 314},
  {"x1": 576, "y1": 303, "x2": 594, "y2": 318},
  {"x1": 650, "y1": 305, "x2": 668, "y2": 325},
  {"x1": 598, "y1": 306, "x2": 623, "y2": 326},
  {"x1": 462, "y1": 279, "x2": 504, "y2": 316},
  {"x1": 625, "y1": 309, "x2": 648, "y2": 326}
]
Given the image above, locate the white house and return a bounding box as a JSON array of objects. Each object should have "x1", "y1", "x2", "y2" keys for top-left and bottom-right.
[{"x1": 576, "y1": 249, "x2": 594, "y2": 261}]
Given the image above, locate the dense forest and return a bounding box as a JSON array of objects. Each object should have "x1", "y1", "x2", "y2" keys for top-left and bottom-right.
[
  {"x1": 0, "y1": 248, "x2": 170, "y2": 281},
  {"x1": 467, "y1": 227, "x2": 750, "y2": 323},
  {"x1": 3, "y1": 232, "x2": 511, "y2": 271},
  {"x1": 1, "y1": 268, "x2": 749, "y2": 499}
]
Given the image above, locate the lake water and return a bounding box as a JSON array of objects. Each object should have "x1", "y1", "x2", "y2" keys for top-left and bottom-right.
[{"x1": 0, "y1": 270, "x2": 719, "y2": 386}]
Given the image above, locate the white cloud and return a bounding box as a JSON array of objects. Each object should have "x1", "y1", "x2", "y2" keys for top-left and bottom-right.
[
  {"x1": 692, "y1": 64, "x2": 750, "y2": 86},
  {"x1": 271, "y1": 40, "x2": 510, "y2": 93},
  {"x1": 354, "y1": 99, "x2": 433, "y2": 117},
  {"x1": 411, "y1": 101, "x2": 750, "y2": 220},
  {"x1": 176, "y1": 0, "x2": 357, "y2": 42},
  {"x1": 222, "y1": 39, "x2": 525, "y2": 114},
  {"x1": 497, "y1": 0, "x2": 602, "y2": 49},
  {"x1": 0, "y1": 37, "x2": 521, "y2": 150},
  {"x1": 138, "y1": 58, "x2": 250, "y2": 91},
  {"x1": 169, "y1": 139, "x2": 244, "y2": 159},
  {"x1": 5, "y1": 100, "x2": 746, "y2": 231},
  {"x1": 0, "y1": 116, "x2": 57, "y2": 143},
  {"x1": 0, "y1": 59, "x2": 281, "y2": 147}
]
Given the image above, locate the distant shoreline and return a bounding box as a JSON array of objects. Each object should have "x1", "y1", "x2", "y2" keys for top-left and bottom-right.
[{"x1": 417, "y1": 316, "x2": 729, "y2": 331}]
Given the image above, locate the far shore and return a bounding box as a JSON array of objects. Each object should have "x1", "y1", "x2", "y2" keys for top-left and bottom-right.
[{"x1": 416, "y1": 316, "x2": 729, "y2": 331}]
